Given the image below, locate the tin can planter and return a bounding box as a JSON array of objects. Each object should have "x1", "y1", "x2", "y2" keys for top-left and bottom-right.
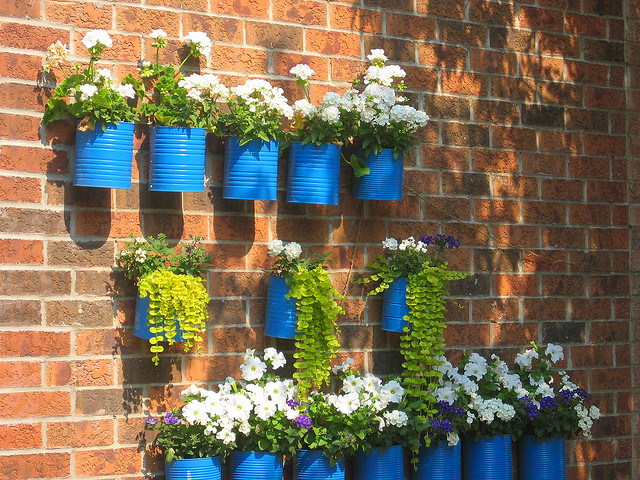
[
  {"x1": 264, "y1": 275, "x2": 297, "y2": 339},
  {"x1": 381, "y1": 276, "x2": 409, "y2": 332},
  {"x1": 519, "y1": 436, "x2": 566, "y2": 480},
  {"x1": 74, "y1": 121, "x2": 134, "y2": 189},
  {"x1": 415, "y1": 440, "x2": 461, "y2": 480},
  {"x1": 295, "y1": 450, "x2": 345, "y2": 480},
  {"x1": 230, "y1": 451, "x2": 283, "y2": 480},
  {"x1": 287, "y1": 142, "x2": 341, "y2": 205},
  {"x1": 149, "y1": 126, "x2": 206, "y2": 192},
  {"x1": 224, "y1": 136, "x2": 280, "y2": 200},
  {"x1": 165, "y1": 457, "x2": 222, "y2": 480},
  {"x1": 133, "y1": 290, "x2": 183, "y2": 342},
  {"x1": 352, "y1": 148, "x2": 403, "y2": 200},
  {"x1": 463, "y1": 434, "x2": 512, "y2": 480},
  {"x1": 354, "y1": 445, "x2": 404, "y2": 480}
]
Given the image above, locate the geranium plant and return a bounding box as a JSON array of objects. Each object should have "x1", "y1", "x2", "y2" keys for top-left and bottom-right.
[
  {"x1": 217, "y1": 78, "x2": 294, "y2": 144},
  {"x1": 350, "y1": 49, "x2": 429, "y2": 161},
  {"x1": 42, "y1": 29, "x2": 141, "y2": 130},
  {"x1": 117, "y1": 234, "x2": 211, "y2": 364},
  {"x1": 267, "y1": 240, "x2": 343, "y2": 399},
  {"x1": 139, "y1": 29, "x2": 228, "y2": 130},
  {"x1": 513, "y1": 342, "x2": 601, "y2": 439}
]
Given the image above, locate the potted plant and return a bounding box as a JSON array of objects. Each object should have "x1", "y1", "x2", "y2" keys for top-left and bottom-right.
[
  {"x1": 350, "y1": 49, "x2": 430, "y2": 200},
  {"x1": 263, "y1": 240, "x2": 343, "y2": 400},
  {"x1": 286, "y1": 64, "x2": 363, "y2": 205},
  {"x1": 139, "y1": 29, "x2": 227, "y2": 192},
  {"x1": 217, "y1": 78, "x2": 294, "y2": 200},
  {"x1": 117, "y1": 234, "x2": 211, "y2": 365},
  {"x1": 513, "y1": 342, "x2": 601, "y2": 480},
  {"x1": 41, "y1": 30, "x2": 142, "y2": 189}
]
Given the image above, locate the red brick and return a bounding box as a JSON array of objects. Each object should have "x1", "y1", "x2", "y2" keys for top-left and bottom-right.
[
  {"x1": 589, "y1": 228, "x2": 628, "y2": 250},
  {"x1": 182, "y1": 14, "x2": 243, "y2": 44},
  {"x1": 493, "y1": 175, "x2": 538, "y2": 198},
  {"x1": 570, "y1": 299, "x2": 611, "y2": 321},
  {"x1": 492, "y1": 76, "x2": 536, "y2": 101},
  {"x1": 539, "y1": 131, "x2": 582, "y2": 153},
  {"x1": 0, "y1": 81, "x2": 52, "y2": 112},
  {"x1": 493, "y1": 322, "x2": 538, "y2": 345},
  {"x1": 0, "y1": 145, "x2": 68, "y2": 174},
  {"x1": 75, "y1": 211, "x2": 142, "y2": 238},
  {"x1": 519, "y1": 54, "x2": 563, "y2": 80},
  {"x1": 0, "y1": 331, "x2": 70, "y2": 357},
  {"x1": 471, "y1": 298, "x2": 520, "y2": 322},
  {"x1": 541, "y1": 226, "x2": 586, "y2": 249},
  {"x1": 273, "y1": 0, "x2": 327, "y2": 25},
  {"x1": 330, "y1": 4, "x2": 382, "y2": 32},
  {"x1": 46, "y1": 1, "x2": 112, "y2": 29},
  {"x1": 0, "y1": 424, "x2": 42, "y2": 449},
  {"x1": 0, "y1": 361, "x2": 41, "y2": 387},
  {"x1": 0, "y1": 175, "x2": 42, "y2": 204},
  {"x1": 419, "y1": 43, "x2": 466, "y2": 69},
  {"x1": 211, "y1": 0, "x2": 269, "y2": 17},
  {"x1": 0, "y1": 270, "x2": 71, "y2": 296},
  {"x1": 186, "y1": 354, "x2": 244, "y2": 382},
  {"x1": 538, "y1": 32, "x2": 580, "y2": 57},
  {"x1": 147, "y1": 0, "x2": 207, "y2": 9},
  {"x1": 523, "y1": 249, "x2": 568, "y2": 272},
  {"x1": 523, "y1": 297, "x2": 567, "y2": 320},
  {"x1": 541, "y1": 179, "x2": 583, "y2": 202},
  {"x1": 0, "y1": 23, "x2": 68, "y2": 50},
  {"x1": 493, "y1": 224, "x2": 540, "y2": 248},
  {"x1": 46, "y1": 359, "x2": 114, "y2": 387},
  {"x1": 75, "y1": 447, "x2": 140, "y2": 476},
  {"x1": 0, "y1": 239, "x2": 44, "y2": 264},
  {"x1": 386, "y1": 13, "x2": 436, "y2": 40},
  {"x1": 542, "y1": 275, "x2": 584, "y2": 296},
  {"x1": 470, "y1": 1, "x2": 516, "y2": 24},
  {"x1": 0, "y1": 51, "x2": 42, "y2": 81},
  {"x1": 115, "y1": 6, "x2": 180, "y2": 37},
  {"x1": 591, "y1": 367, "x2": 631, "y2": 391},
  {"x1": 587, "y1": 180, "x2": 626, "y2": 203},
  {"x1": 418, "y1": 0, "x2": 466, "y2": 18},
  {"x1": 522, "y1": 153, "x2": 566, "y2": 176},
  {"x1": 46, "y1": 420, "x2": 114, "y2": 448},
  {"x1": 473, "y1": 199, "x2": 520, "y2": 222},
  {"x1": 469, "y1": 49, "x2": 517, "y2": 75},
  {"x1": 0, "y1": 0, "x2": 40, "y2": 17},
  {"x1": 519, "y1": 6, "x2": 565, "y2": 31},
  {"x1": 0, "y1": 391, "x2": 70, "y2": 418},
  {"x1": 565, "y1": 12, "x2": 607, "y2": 37},
  {"x1": 442, "y1": 71, "x2": 488, "y2": 96},
  {"x1": 0, "y1": 453, "x2": 70, "y2": 480},
  {"x1": 574, "y1": 438, "x2": 616, "y2": 463},
  {"x1": 305, "y1": 28, "x2": 360, "y2": 56},
  {"x1": 523, "y1": 201, "x2": 565, "y2": 224},
  {"x1": 443, "y1": 323, "x2": 491, "y2": 347},
  {"x1": 539, "y1": 81, "x2": 583, "y2": 106},
  {"x1": 421, "y1": 145, "x2": 469, "y2": 170},
  {"x1": 493, "y1": 274, "x2": 539, "y2": 296},
  {"x1": 569, "y1": 204, "x2": 611, "y2": 226},
  {"x1": 569, "y1": 156, "x2": 610, "y2": 179},
  {"x1": 492, "y1": 126, "x2": 537, "y2": 151},
  {"x1": 571, "y1": 344, "x2": 614, "y2": 368},
  {"x1": 565, "y1": 59, "x2": 608, "y2": 84}
]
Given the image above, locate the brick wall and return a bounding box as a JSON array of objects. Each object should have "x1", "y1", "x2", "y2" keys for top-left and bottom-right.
[{"x1": 0, "y1": 0, "x2": 637, "y2": 479}]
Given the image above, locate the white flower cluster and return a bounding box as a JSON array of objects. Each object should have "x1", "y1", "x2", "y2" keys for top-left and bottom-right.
[
  {"x1": 574, "y1": 403, "x2": 601, "y2": 437},
  {"x1": 469, "y1": 395, "x2": 516, "y2": 424},
  {"x1": 178, "y1": 73, "x2": 229, "y2": 102},
  {"x1": 267, "y1": 239, "x2": 302, "y2": 261},
  {"x1": 382, "y1": 236, "x2": 429, "y2": 254},
  {"x1": 229, "y1": 79, "x2": 294, "y2": 119},
  {"x1": 183, "y1": 31, "x2": 212, "y2": 57},
  {"x1": 82, "y1": 29, "x2": 112, "y2": 50},
  {"x1": 290, "y1": 63, "x2": 316, "y2": 81},
  {"x1": 178, "y1": 348, "x2": 295, "y2": 445}
]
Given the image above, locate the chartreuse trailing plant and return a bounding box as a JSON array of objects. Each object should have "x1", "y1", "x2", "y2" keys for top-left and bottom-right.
[
  {"x1": 117, "y1": 234, "x2": 212, "y2": 365},
  {"x1": 359, "y1": 235, "x2": 468, "y2": 449},
  {"x1": 42, "y1": 29, "x2": 142, "y2": 130},
  {"x1": 267, "y1": 240, "x2": 343, "y2": 399}
]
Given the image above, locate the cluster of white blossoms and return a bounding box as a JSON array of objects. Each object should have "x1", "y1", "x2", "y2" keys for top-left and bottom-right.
[
  {"x1": 178, "y1": 348, "x2": 296, "y2": 445},
  {"x1": 82, "y1": 29, "x2": 112, "y2": 50},
  {"x1": 183, "y1": 31, "x2": 212, "y2": 57},
  {"x1": 178, "y1": 73, "x2": 229, "y2": 102},
  {"x1": 267, "y1": 239, "x2": 302, "y2": 261},
  {"x1": 575, "y1": 403, "x2": 601, "y2": 435},
  {"x1": 381, "y1": 236, "x2": 429, "y2": 254},
  {"x1": 229, "y1": 78, "x2": 294, "y2": 119}
]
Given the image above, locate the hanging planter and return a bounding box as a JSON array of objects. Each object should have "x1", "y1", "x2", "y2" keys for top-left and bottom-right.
[
  {"x1": 381, "y1": 276, "x2": 409, "y2": 332},
  {"x1": 286, "y1": 142, "x2": 341, "y2": 205},
  {"x1": 519, "y1": 435, "x2": 566, "y2": 480},
  {"x1": 230, "y1": 451, "x2": 283, "y2": 480},
  {"x1": 223, "y1": 136, "x2": 280, "y2": 200},
  {"x1": 353, "y1": 445, "x2": 404, "y2": 480},
  {"x1": 133, "y1": 290, "x2": 183, "y2": 342},
  {"x1": 295, "y1": 449, "x2": 345, "y2": 480},
  {"x1": 164, "y1": 457, "x2": 222, "y2": 480},
  {"x1": 415, "y1": 440, "x2": 461, "y2": 480},
  {"x1": 463, "y1": 435, "x2": 512, "y2": 480},
  {"x1": 74, "y1": 121, "x2": 135, "y2": 189},
  {"x1": 149, "y1": 125, "x2": 206, "y2": 192},
  {"x1": 264, "y1": 275, "x2": 297, "y2": 339},
  {"x1": 352, "y1": 148, "x2": 403, "y2": 201}
]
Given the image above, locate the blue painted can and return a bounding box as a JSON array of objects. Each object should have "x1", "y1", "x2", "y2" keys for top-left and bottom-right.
[
  {"x1": 354, "y1": 445, "x2": 404, "y2": 480},
  {"x1": 230, "y1": 451, "x2": 283, "y2": 480},
  {"x1": 295, "y1": 450, "x2": 345, "y2": 480},
  {"x1": 165, "y1": 457, "x2": 221, "y2": 480},
  {"x1": 381, "y1": 276, "x2": 409, "y2": 332},
  {"x1": 287, "y1": 142, "x2": 341, "y2": 205},
  {"x1": 74, "y1": 121, "x2": 134, "y2": 189},
  {"x1": 415, "y1": 440, "x2": 461, "y2": 480},
  {"x1": 264, "y1": 276, "x2": 297, "y2": 339},
  {"x1": 463, "y1": 435, "x2": 512, "y2": 480},
  {"x1": 519, "y1": 436, "x2": 566, "y2": 480},
  {"x1": 352, "y1": 148, "x2": 403, "y2": 200},
  {"x1": 133, "y1": 291, "x2": 183, "y2": 342},
  {"x1": 223, "y1": 136, "x2": 280, "y2": 200},
  {"x1": 149, "y1": 126, "x2": 206, "y2": 192}
]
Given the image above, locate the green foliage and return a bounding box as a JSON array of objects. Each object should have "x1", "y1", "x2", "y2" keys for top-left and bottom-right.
[
  {"x1": 289, "y1": 265, "x2": 344, "y2": 399},
  {"x1": 137, "y1": 270, "x2": 210, "y2": 365}
]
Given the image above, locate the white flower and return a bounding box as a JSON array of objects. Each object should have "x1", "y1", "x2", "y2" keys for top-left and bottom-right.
[
  {"x1": 290, "y1": 63, "x2": 315, "y2": 80},
  {"x1": 182, "y1": 399, "x2": 211, "y2": 425},
  {"x1": 150, "y1": 29, "x2": 167, "y2": 40},
  {"x1": 331, "y1": 358, "x2": 354, "y2": 375},
  {"x1": 183, "y1": 31, "x2": 212, "y2": 57},
  {"x1": 267, "y1": 239, "x2": 285, "y2": 256},
  {"x1": 322, "y1": 92, "x2": 342, "y2": 106},
  {"x1": 117, "y1": 83, "x2": 136, "y2": 99},
  {"x1": 529, "y1": 374, "x2": 546, "y2": 387},
  {"x1": 515, "y1": 348, "x2": 539, "y2": 369},
  {"x1": 545, "y1": 343, "x2": 564, "y2": 363},
  {"x1": 82, "y1": 29, "x2": 112, "y2": 50},
  {"x1": 464, "y1": 361, "x2": 487, "y2": 380},
  {"x1": 333, "y1": 392, "x2": 361, "y2": 415},
  {"x1": 226, "y1": 393, "x2": 252, "y2": 422},
  {"x1": 186, "y1": 89, "x2": 203, "y2": 101},
  {"x1": 341, "y1": 374, "x2": 364, "y2": 394},
  {"x1": 367, "y1": 49, "x2": 388, "y2": 63},
  {"x1": 320, "y1": 105, "x2": 340, "y2": 124},
  {"x1": 446, "y1": 432, "x2": 460, "y2": 447},
  {"x1": 264, "y1": 347, "x2": 286, "y2": 369},
  {"x1": 43, "y1": 41, "x2": 68, "y2": 72},
  {"x1": 381, "y1": 380, "x2": 404, "y2": 403},
  {"x1": 294, "y1": 99, "x2": 317, "y2": 117},
  {"x1": 382, "y1": 238, "x2": 398, "y2": 250},
  {"x1": 181, "y1": 384, "x2": 205, "y2": 398},
  {"x1": 240, "y1": 355, "x2": 267, "y2": 381},
  {"x1": 254, "y1": 399, "x2": 278, "y2": 420},
  {"x1": 283, "y1": 242, "x2": 302, "y2": 261},
  {"x1": 434, "y1": 386, "x2": 457, "y2": 405},
  {"x1": 536, "y1": 383, "x2": 555, "y2": 398},
  {"x1": 383, "y1": 409, "x2": 408, "y2": 427},
  {"x1": 78, "y1": 84, "x2": 98, "y2": 100}
]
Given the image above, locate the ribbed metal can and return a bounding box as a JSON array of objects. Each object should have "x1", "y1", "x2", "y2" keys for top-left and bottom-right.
[
  {"x1": 352, "y1": 148, "x2": 403, "y2": 200},
  {"x1": 149, "y1": 126, "x2": 206, "y2": 192},
  {"x1": 287, "y1": 142, "x2": 341, "y2": 205},
  {"x1": 519, "y1": 435, "x2": 566, "y2": 480},
  {"x1": 133, "y1": 291, "x2": 183, "y2": 342},
  {"x1": 164, "y1": 457, "x2": 222, "y2": 480},
  {"x1": 230, "y1": 451, "x2": 283, "y2": 480},
  {"x1": 264, "y1": 275, "x2": 297, "y2": 339},
  {"x1": 223, "y1": 136, "x2": 279, "y2": 200},
  {"x1": 415, "y1": 440, "x2": 461, "y2": 480},
  {"x1": 295, "y1": 450, "x2": 345, "y2": 480},
  {"x1": 74, "y1": 121, "x2": 134, "y2": 189},
  {"x1": 354, "y1": 445, "x2": 404, "y2": 480},
  {"x1": 463, "y1": 435, "x2": 512, "y2": 480},
  {"x1": 381, "y1": 276, "x2": 409, "y2": 332}
]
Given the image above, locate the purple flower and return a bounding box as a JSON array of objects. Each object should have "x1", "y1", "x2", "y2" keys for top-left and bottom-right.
[
  {"x1": 560, "y1": 389, "x2": 574, "y2": 403},
  {"x1": 436, "y1": 401, "x2": 465, "y2": 417},
  {"x1": 164, "y1": 412, "x2": 180, "y2": 425},
  {"x1": 428, "y1": 419, "x2": 453, "y2": 438},
  {"x1": 540, "y1": 396, "x2": 557, "y2": 411},
  {"x1": 419, "y1": 234, "x2": 461, "y2": 249},
  {"x1": 574, "y1": 388, "x2": 588, "y2": 401},
  {"x1": 520, "y1": 397, "x2": 540, "y2": 420},
  {"x1": 144, "y1": 415, "x2": 158, "y2": 426},
  {"x1": 295, "y1": 414, "x2": 313, "y2": 429}
]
